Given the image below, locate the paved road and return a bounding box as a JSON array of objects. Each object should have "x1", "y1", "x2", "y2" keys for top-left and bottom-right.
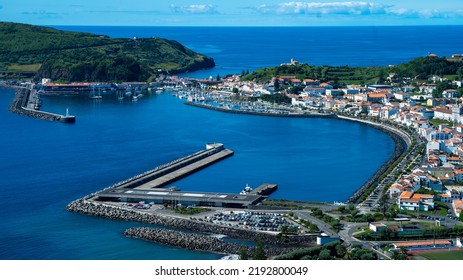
[
  {"x1": 338, "y1": 222, "x2": 391, "y2": 259},
  {"x1": 293, "y1": 210, "x2": 339, "y2": 238}
]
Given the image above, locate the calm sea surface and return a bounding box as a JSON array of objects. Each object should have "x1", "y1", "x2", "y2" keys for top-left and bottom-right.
[{"x1": 2, "y1": 25, "x2": 461, "y2": 259}]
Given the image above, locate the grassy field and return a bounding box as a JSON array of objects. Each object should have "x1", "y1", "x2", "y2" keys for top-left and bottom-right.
[
  {"x1": 7, "y1": 63, "x2": 41, "y2": 72},
  {"x1": 417, "y1": 250, "x2": 463, "y2": 260},
  {"x1": 429, "y1": 118, "x2": 454, "y2": 127}
]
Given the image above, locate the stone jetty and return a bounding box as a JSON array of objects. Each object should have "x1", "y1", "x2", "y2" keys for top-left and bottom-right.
[
  {"x1": 67, "y1": 199, "x2": 315, "y2": 247},
  {"x1": 8, "y1": 87, "x2": 75, "y2": 122},
  {"x1": 124, "y1": 227, "x2": 292, "y2": 257},
  {"x1": 9, "y1": 87, "x2": 61, "y2": 121}
]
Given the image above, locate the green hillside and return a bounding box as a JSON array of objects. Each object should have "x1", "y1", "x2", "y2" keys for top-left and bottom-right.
[
  {"x1": 0, "y1": 22, "x2": 215, "y2": 82},
  {"x1": 242, "y1": 56, "x2": 463, "y2": 87}
]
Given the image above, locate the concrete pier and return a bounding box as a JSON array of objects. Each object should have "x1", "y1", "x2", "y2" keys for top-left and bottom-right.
[
  {"x1": 134, "y1": 148, "x2": 234, "y2": 190},
  {"x1": 89, "y1": 144, "x2": 275, "y2": 208},
  {"x1": 112, "y1": 143, "x2": 234, "y2": 190},
  {"x1": 249, "y1": 183, "x2": 278, "y2": 196}
]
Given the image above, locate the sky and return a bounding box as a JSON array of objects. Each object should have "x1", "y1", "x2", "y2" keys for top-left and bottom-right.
[{"x1": 1, "y1": 1, "x2": 463, "y2": 26}]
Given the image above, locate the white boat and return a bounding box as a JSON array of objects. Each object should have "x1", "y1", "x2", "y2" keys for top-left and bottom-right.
[
  {"x1": 89, "y1": 88, "x2": 102, "y2": 99},
  {"x1": 240, "y1": 184, "x2": 253, "y2": 195}
]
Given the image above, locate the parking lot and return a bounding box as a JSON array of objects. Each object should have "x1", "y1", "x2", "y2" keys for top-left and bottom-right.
[{"x1": 198, "y1": 211, "x2": 296, "y2": 232}]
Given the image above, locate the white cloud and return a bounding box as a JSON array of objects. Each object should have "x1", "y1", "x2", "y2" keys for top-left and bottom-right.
[
  {"x1": 170, "y1": 4, "x2": 218, "y2": 14},
  {"x1": 253, "y1": 1, "x2": 463, "y2": 19},
  {"x1": 255, "y1": 2, "x2": 393, "y2": 15}
]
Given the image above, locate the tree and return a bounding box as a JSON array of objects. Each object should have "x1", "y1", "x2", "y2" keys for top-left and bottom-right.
[
  {"x1": 239, "y1": 245, "x2": 248, "y2": 260},
  {"x1": 253, "y1": 239, "x2": 267, "y2": 260},
  {"x1": 457, "y1": 67, "x2": 463, "y2": 80},
  {"x1": 348, "y1": 203, "x2": 355, "y2": 212},
  {"x1": 309, "y1": 223, "x2": 319, "y2": 233},
  {"x1": 360, "y1": 253, "x2": 376, "y2": 260},
  {"x1": 460, "y1": 212, "x2": 463, "y2": 222},
  {"x1": 335, "y1": 244, "x2": 347, "y2": 258},
  {"x1": 318, "y1": 249, "x2": 332, "y2": 260},
  {"x1": 311, "y1": 208, "x2": 323, "y2": 217},
  {"x1": 289, "y1": 85, "x2": 304, "y2": 95},
  {"x1": 378, "y1": 194, "x2": 389, "y2": 216},
  {"x1": 274, "y1": 79, "x2": 280, "y2": 92}
]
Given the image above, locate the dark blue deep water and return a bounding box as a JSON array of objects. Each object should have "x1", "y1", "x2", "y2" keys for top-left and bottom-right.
[
  {"x1": 54, "y1": 25, "x2": 463, "y2": 78},
  {"x1": 1, "y1": 25, "x2": 462, "y2": 259}
]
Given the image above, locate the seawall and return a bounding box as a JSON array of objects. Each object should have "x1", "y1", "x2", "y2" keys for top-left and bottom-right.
[
  {"x1": 336, "y1": 115, "x2": 410, "y2": 203},
  {"x1": 8, "y1": 87, "x2": 75, "y2": 123},
  {"x1": 66, "y1": 199, "x2": 315, "y2": 247},
  {"x1": 124, "y1": 227, "x2": 292, "y2": 257}
]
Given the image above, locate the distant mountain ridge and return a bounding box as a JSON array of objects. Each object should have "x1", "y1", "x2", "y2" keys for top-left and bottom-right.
[{"x1": 0, "y1": 22, "x2": 215, "y2": 82}]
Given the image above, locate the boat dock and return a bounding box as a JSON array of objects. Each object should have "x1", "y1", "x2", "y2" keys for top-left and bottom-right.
[
  {"x1": 107, "y1": 143, "x2": 234, "y2": 191},
  {"x1": 249, "y1": 183, "x2": 278, "y2": 196},
  {"x1": 90, "y1": 143, "x2": 272, "y2": 208}
]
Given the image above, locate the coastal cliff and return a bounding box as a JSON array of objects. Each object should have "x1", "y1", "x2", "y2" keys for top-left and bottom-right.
[{"x1": 0, "y1": 22, "x2": 215, "y2": 82}]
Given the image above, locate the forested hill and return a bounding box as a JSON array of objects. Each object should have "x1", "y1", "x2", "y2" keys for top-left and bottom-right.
[{"x1": 0, "y1": 22, "x2": 215, "y2": 82}]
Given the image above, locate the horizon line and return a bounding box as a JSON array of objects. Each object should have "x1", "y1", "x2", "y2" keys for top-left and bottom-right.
[{"x1": 46, "y1": 24, "x2": 463, "y2": 28}]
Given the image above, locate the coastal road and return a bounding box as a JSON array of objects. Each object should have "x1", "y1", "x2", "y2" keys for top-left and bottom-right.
[
  {"x1": 338, "y1": 222, "x2": 391, "y2": 260},
  {"x1": 293, "y1": 210, "x2": 339, "y2": 238}
]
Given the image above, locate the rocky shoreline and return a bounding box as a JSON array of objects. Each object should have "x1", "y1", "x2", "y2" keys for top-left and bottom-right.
[
  {"x1": 124, "y1": 227, "x2": 292, "y2": 257},
  {"x1": 67, "y1": 199, "x2": 315, "y2": 254},
  {"x1": 337, "y1": 116, "x2": 410, "y2": 203}
]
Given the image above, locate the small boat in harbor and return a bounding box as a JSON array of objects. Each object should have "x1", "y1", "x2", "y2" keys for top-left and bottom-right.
[
  {"x1": 89, "y1": 88, "x2": 102, "y2": 99},
  {"x1": 240, "y1": 184, "x2": 253, "y2": 195}
]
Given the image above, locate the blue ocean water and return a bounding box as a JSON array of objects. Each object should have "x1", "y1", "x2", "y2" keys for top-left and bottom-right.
[
  {"x1": 53, "y1": 25, "x2": 463, "y2": 78},
  {"x1": 2, "y1": 25, "x2": 460, "y2": 260}
]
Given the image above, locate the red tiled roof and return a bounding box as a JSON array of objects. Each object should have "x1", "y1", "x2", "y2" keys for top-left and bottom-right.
[{"x1": 393, "y1": 240, "x2": 451, "y2": 247}]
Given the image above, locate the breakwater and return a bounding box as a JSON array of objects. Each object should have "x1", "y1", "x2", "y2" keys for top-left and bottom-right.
[
  {"x1": 8, "y1": 87, "x2": 75, "y2": 123},
  {"x1": 185, "y1": 101, "x2": 336, "y2": 118},
  {"x1": 124, "y1": 227, "x2": 292, "y2": 257},
  {"x1": 66, "y1": 199, "x2": 315, "y2": 247}
]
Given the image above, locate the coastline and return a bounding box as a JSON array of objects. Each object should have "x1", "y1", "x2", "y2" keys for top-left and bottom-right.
[
  {"x1": 184, "y1": 101, "x2": 337, "y2": 118},
  {"x1": 336, "y1": 115, "x2": 410, "y2": 203},
  {"x1": 185, "y1": 101, "x2": 412, "y2": 203}
]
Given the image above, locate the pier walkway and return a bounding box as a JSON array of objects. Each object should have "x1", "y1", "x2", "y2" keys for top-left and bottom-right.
[
  {"x1": 91, "y1": 143, "x2": 270, "y2": 208},
  {"x1": 130, "y1": 148, "x2": 234, "y2": 190},
  {"x1": 108, "y1": 143, "x2": 234, "y2": 191},
  {"x1": 249, "y1": 183, "x2": 278, "y2": 196}
]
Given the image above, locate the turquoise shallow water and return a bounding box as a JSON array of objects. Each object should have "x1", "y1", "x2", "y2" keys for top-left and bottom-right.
[{"x1": 0, "y1": 89, "x2": 393, "y2": 259}]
